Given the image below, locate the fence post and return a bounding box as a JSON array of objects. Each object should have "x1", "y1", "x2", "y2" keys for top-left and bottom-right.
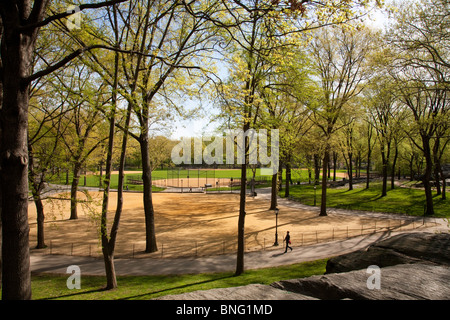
[
  {"x1": 50, "y1": 240, "x2": 53, "y2": 255},
  {"x1": 346, "y1": 226, "x2": 349, "y2": 239},
  {"x1": 316, "y1": 231, "x2": 318, "y2": 243},
  {"x1": 195, "y1": 241, "x2": 198, "y2": 257},
  {"x1": 132, "y1": 244, "x2": 135, "y2": 259}
]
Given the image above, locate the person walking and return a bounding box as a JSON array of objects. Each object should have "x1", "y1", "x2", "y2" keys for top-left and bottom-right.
[{"x1": 284, "y1": 231, "x2": 292, "y2": 253}]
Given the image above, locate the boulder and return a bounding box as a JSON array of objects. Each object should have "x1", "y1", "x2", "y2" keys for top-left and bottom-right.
[
  {"x1": 326, "y1": 232, "x2": 450, "y2": 273},
  {"x1": 156, "y1": 283, "x2": 317, "y2": 300},
  {"x1": 271, "y1": 263, "x2": 450, "y2": 300}
]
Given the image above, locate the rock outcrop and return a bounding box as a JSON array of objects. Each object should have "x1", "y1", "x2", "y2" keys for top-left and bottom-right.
[
  {"x1": 325, "y1": 232, "x2": 450, "y2": 273},
  {"x1": 271, "y1": 263, "x2": 450, "y2": 300},
  {"x1": 156, "y1": 232, "x2": 450, "y2": 300},
  {"x1": 156, "y1": 283, "x2": 317, "y2": 300}
]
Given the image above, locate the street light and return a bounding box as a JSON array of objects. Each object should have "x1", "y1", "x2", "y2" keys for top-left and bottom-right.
[{"x1": 273, "y1": 207, "x2": 279, "y2": 246}]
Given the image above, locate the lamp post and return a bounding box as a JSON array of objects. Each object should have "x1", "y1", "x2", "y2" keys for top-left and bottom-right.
[
  {"x1": 181, "y1": 179, "x2": 183, "y2": 193},
  {"x1": 273, "y1": 207, "x2": 279, "y2": 246}
]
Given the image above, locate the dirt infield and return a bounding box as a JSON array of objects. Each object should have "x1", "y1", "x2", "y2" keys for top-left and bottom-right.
[
  {"x1": 152, "y1": 177, "x2": 234, "y2": 188},
  {"x1": 28, "y1": 191, "x2": 431, "y2": 259}
]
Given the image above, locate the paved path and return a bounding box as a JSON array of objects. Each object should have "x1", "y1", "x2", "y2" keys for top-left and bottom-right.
[
  {"x1": 30, "y1": 229, "x2": 444, "y2": 276},
  {"x1": 30, "y1": 187, "x2": 448, "y2": 276}
]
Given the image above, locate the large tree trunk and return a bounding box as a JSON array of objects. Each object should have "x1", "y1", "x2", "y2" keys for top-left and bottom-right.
[
  {"x1": 70, "y1": 162, "x2": 82, "y2": 220},
  {"x1": 0, "y1": 57, "x2": 32, "y2": 300},
  {"x1": 141, "y1": 136, "x2": 157, "y2": 253}
]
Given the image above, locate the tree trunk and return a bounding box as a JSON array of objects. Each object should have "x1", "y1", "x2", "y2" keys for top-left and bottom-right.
[
  {"x1": 320, "y1": 150, "x2": 329, "y2": 216},
  {"x1": 285, "y1": 161, "x2": 291, "y2": 198},
  {"x1": 333, "y1": 151, "x2": 337, "y2": 182},
  {"x1": 235, "y1": 161, "x2": 247, "y2": 276},
  {"x1": 101, "y1": 31, "x2": 123, "y2": 289},
  {"x1": 422, "y1": 136, "x2": 435, "y2": 216},
  {"x1": 0, "y1": 59, "x2": 32, "y2": 300},
  {"x1": 277, "y1": 166, "x2": 283, "y2": 192},
  {"x1": 28, "y1": 150, "x2": 46, "y2": 249},
  {"x1": 269, "y1": 172, "x2": 277, "y2": 210},
  {"x1": 433, "y1": 138, "x2": 442, "y2": 196},
  {"x1": 391, "y1": 144, "x2": 398, "y2": 190},
  {"x1": 381, "y1": 146, "x2": 388, "y2": 197},
  {"x1": 70, "y1": 162, "x2": 82, "y2": 220},
  {"x1": 409, "y1": 155, "x2": 415, "y2": 181},
  {"x1": 313, "y1": 154, "x2": 320, "y2": 183},
  {"x1": 235, "y1": 119, "x2": 250, "y2": 276},
  {"x1": 366, "y1": 129, "x2": 372, "y2": 189},
  {"x1": 441, "y1": 168, "x2": 447, "y2": 200},
  {"x1": 141, "y1": 136, "x2": 157, "y2": 253},
  {"x1": 33, "y1": 191, "x2": 46, "y2": 249},
  {"x1": 348, "y1": 152, "x2": 353, "y2": 191}
]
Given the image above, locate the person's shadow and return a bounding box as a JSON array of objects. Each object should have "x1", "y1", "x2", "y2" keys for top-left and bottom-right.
[{"x1": 271, "y1": 252, "x2": 285, "y2": 258}]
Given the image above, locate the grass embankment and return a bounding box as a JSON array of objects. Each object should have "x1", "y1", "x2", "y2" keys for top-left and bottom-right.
[
  {"x1": 281, "y1": 181, "x2": 450, "y2": 218},
  {"x1": 30, "y1": 259, "x2": 327, "y2": 300}
]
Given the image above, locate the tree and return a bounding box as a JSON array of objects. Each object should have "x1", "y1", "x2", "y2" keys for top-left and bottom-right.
[
  {"x1": 117, "y1": 0, "x2": 218, "y2": 253},
  {"x1": 365, "y1": 74, "x2": 400, "y2": 196},
  {"x1": 0, "y1": 0, "x2": 128, "y2": 300},
  {"x1": 211, "y1": 0, "x2": 383, "y2": 274},
  {"x1": 308, "y1": 25, "x2": 375, "y2": 216},
  {"x1": 386, "y1": 0, "x2": 450, "y2": 215},
  {"x1": 56, "y1": 64, "x2": 109, "y2": 220}
]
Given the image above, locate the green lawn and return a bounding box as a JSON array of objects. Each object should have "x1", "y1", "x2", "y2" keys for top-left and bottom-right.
[
  {"x1": 30, "y1": 259, "x2": 327, "y2": 300},
  {"x1": 281, "y1": 182, "x2": 450, "y2": 218},
  {"x1": 51, "y1": 168, "x2": 323, "y2": 191}
]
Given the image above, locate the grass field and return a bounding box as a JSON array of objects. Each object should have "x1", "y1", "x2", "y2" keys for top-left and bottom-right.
[
  {"x1": 52, "y1": 168, "x2": 344, "y2": 191},
  {"x1": 282, "y1": 181, "x2": 450, "y2": 218},
  {"x1": 30, "y1": 259, "x2": 327, "y2": 300}
]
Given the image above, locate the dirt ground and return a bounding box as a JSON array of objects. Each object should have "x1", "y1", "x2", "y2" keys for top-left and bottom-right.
[{"x1": 28, "y1": 190, "x2": 426, "y2": 259}]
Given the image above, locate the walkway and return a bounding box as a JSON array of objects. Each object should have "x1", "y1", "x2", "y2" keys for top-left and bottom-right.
[
  {"x1": 30, "y1": 228, "x2": 445, "y2": 276},
  {"x1": 30, "y1": 187, "x2": 448, "y2": 276}
]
